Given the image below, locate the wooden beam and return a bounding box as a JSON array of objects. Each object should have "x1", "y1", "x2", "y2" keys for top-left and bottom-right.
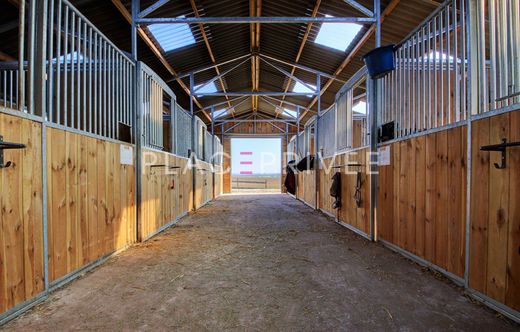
[
  {"x1": 189, "y1": 0, "x2": 234, "y2": 117},
  {"x1": 300, "y1": 0, "x2": 400, "y2": 120},
  {"x1": 249, "y1": 0, "x2": 256, "y2": 112},
  {"x1": 110, "y1": 0, "x2": 211, "y2": 122},
  {"x1": 277, "y1": 0, "x2": 321, "y2": 117}
]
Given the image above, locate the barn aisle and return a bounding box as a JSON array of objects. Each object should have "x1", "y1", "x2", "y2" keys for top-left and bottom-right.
[{"x1": 2, "y1": 195, "x2": 515, "y2": 331}]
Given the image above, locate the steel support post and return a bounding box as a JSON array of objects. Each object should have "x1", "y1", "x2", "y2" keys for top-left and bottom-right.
[
  {"x1": 131, "y1": 0, "x2": 142, "y2": 241},
  {"x1": 295, "y1": 106, "x2": 300, "y2": 199},
  {"x1": 369, "y1": 0, "x2": 381, "y2": 242},
  {"x1": 31, "y1": 0, "x2": 49, "y2": 291},
  {"x1": 211, "y1": 107, "x2": 216, "y2": 199},
  {"x1": 314, "y1": 74, "x2": 320, "y2": 210},
  {"x1": 190, "y1": 73, "x2": 196, "y2": 210}
]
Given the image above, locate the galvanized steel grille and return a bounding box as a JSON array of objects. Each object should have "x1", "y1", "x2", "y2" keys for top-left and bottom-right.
[
  {"x1": 175, "y1": 105, "x2": 192, "y2": 158},
  {"x1": 45, "y1": 0, "x2": 135, "y2": 140},
  {"x1": 318, "y1": 107, "x2": 336, "y2": 158}
]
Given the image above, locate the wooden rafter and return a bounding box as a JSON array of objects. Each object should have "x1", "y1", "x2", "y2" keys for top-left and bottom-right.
[
  {"x1": 300, "y1": 0, "x2": 401, "y2": 120},
  {"x1": 110, "y1": 0, "x2": 212, "y2": 122},
  {"x1": 249, "y1": 0, "x2": 262, "y2": 113},
  {"x1": 189, "y1": 0, "x2": 234, "y2": 118},
  {"x1": 276, "y1": 0, "x2": 321, "y2": 117}
]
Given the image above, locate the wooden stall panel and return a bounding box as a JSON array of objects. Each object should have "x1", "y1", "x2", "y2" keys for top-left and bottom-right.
[
  {"x1": 470, "y1": 110, "x2": 520, "y2": 312},
  {"x1": 194, "y1": 160, "x2": 213, "y2": 209},
  {"x1": 0, "y1": 113, "x2": 44, "y2": 314},
  {"x1": 223, "y1": 138, "x2": 231, "y2": 193},
  {"x1": 297, "y1": 170, "x2": 315, "y2": 208},
  {"x1": 337, "y1": 148, "x2": 371, "y2": 235},
  {"x1": 140, "y1": 149, "x2": 191, "y2": 240},
  {"x1": 377, "y1": 126, "x2": 466, "y2": 277},
  {"x1": 319, "y1": 156, "x2": 337, "y2": 216},
  {"x1": 47, "y1": 128, "x2": 136, "y2": 282},
  {"x1": 214, "y1": 165, "x2": 223, "y2": 197}
]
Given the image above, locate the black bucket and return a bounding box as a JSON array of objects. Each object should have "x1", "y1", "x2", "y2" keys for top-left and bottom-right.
[{"x1": 363, "y1": 44, "x2": 395, "y2": 79}]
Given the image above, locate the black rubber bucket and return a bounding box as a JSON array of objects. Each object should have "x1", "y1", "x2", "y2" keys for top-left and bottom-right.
[{"x1": 363, "y1": 44, "x2": 395, "y2": 79}]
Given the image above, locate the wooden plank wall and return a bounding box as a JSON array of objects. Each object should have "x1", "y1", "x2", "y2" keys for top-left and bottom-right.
[
  {"x1": 0, "y1": 113, "x2": 44, "y2": 314},
  {"x1": 297, "y1": 171, "x2": 315, "y2": 208},
  {"x1": 378, "y1": 125, "x2": 467, "y2": 278},
  {"x1": 469, "y1": 110, "x2": 520, "y2": 312},
  {"x1": 337, "y1": 148, "x2": 371, "y2": 234},
  {"x1": 214, "y1": 165, "x2": 223, "y2": 197},
  {"x1": 46, "y1": 128, "x2": 136, "y2": 282},
  {"x1": 194, "y1": 160, "x2": 213, "y2": 209},
  {"x1": 140, "y1": 149, "x2": 191, "y2": 240},
  {"x1": 223, "y1": 138, "x2": 231, "y2": 193},
  {"x1": 319, "y1": 157, "x2": 337, "y2": 216}
]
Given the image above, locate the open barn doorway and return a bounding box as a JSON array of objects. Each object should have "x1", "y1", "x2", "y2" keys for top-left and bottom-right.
[{"x1": 231, "y1": 138, "x2": 282, "y2": 193}]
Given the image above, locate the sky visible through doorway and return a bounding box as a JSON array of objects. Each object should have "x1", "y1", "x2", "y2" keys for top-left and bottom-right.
[{"x1": 231, "y1": 138, "x2": 281, "y2": 176}]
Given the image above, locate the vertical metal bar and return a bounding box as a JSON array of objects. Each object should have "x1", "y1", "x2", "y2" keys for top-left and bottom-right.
[
  {"x1": 75, "y1": 16, "x2": 81, "y2": 130},
  {"x1": 498, "y1": 0, "x2": 508, "y2": 106},
  {"x1": 433, "y1": 15, "x2": 438, "y2": 127},
  {"x1": 453, "y1": 0, "x2": 460, "y2": 122},
  {"x1": 9, "y1": 71, "x2": 13, "y2": 109},
  {"x1": 82, "y1": 22, "x2": 87, "y2": 131},
  {"x1": 407, "y1": 40, "x2": 411, "y2": 134},
  {"x1": 370, "y1": 0, "x2": 381, "y2": 241},
  {"x1": 33, "y1": 0, "x2": 50, "y2": 290},
  {"x1": 111, "y1": 47, "x2": 115, "y2": 138},
  {"x1": 26, "y1": 0, "x2": 36, "y2": 115},
  {"x1": 461, "y1": 0, "x2": 467, "y2": 119},
  {"x1": 88, "y1": 26, "x2": 92, "y2": 133},
  {"x1": 63, "y1": 5, "x2": 69, "y2": 125},
  {"x1": 70, "y1": 11, "x2": 75, "y2": 128},
  {"x1": 427, "y1": 21, "x2": 432, "y2": 128},
  {"x1": 478, "y1": 0, "x2": 488, "y2": 113},
  {"x1": 131, "y1": 0, "x2": 141, "y2": 241},
  {"x1": 445, "y1": 5, "x2": 451, "y2": 125},
  {"x1": 17, "y1": 0, "x2": 25, "y2": 113},
  {"x1": 94, "y1": 33, "x2": 98, "y2": 135},
  {"x1": 47, "y1": 0, "x2": 55, "y2": 122},
  {"x1": 103, "y1": 40, "x2": 107, "y2": 137},
  {"x1": 315, "y1": 74, "x2": 320, "y2": 210},
  {"x1": 422, "y1": 26, "x2": 427, "y2": 130},
  {"x1": 55, "y1": 0, "x2": 61, "y2": 124},
  {"x1": 412, "y1": 34, "x2": 416, "y2": 133},
  {"x1": 439, "y1": 9, "x2": 444, "y2": 126},
  {"x1": 511, "y1": 0, "x2": 520, "y2": 103},
  {"x1": 117, "y1": 54, "x2": 121, "y2": 139},
  {"x1": 464, "y1": 0, "x2": 477, "y2": 290},
  {"x1": 123, "y1": 58, "x2": 126, "y2": 125}
]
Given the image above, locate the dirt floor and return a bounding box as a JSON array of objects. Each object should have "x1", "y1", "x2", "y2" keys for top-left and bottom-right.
[{"x1": 2, "y1": 194, "x2": 518, "y2": 331}]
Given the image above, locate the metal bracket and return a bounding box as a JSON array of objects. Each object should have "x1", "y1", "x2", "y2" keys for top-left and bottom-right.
[
  {"x1": 480, "y1": 138, "x2": 520, "y2": 169},
  {"x1": 0, "y1": 135, "x2": 26, "y2": 169}
]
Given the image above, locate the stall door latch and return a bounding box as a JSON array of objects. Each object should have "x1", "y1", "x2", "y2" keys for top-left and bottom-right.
[
  {"x1": 480, "y1": 138, "x2": 520, "y2": 169},
  {"x1": 0, "y1": 135, "x2": 26, "y2": 168}
]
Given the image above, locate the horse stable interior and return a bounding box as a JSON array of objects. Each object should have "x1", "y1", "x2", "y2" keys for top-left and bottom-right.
[{"x1": 0, "y1": 0, "x2": 519, "y2": 329}]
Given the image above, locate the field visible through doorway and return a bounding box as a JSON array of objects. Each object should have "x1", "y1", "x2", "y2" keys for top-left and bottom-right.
[{"x1": 231, "y1": 138, "x2": 282, "y2": 193}]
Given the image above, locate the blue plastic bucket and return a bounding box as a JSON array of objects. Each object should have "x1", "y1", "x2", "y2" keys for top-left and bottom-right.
[{"x1": 363, "y1": 44, "x2": 395, "y2": 79}]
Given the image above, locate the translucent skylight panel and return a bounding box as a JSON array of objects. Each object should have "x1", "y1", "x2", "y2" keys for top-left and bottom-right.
[
  {"x1": 213, "y1": 109, "x2": 227, "y2": 118},
  {"x1": 315, "y1": 16, "x2": 362, "y2": 52},
  {"x1": 195, "y1": 82, "x2": 218, "y2": 95},
  {"x1": 283, "y1": 108, "x2": 298, "y2": 118},
  {"x1": 292, "y1": 82, "x2": 316, "y2": 97},
  {"x1": 148, "y1": 18, "x2": 195, "y2": 52}
]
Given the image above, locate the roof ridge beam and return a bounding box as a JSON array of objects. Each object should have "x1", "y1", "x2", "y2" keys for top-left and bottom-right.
[{"x1": 136, "y1": 17, "x2": 377, "y2": 24}]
